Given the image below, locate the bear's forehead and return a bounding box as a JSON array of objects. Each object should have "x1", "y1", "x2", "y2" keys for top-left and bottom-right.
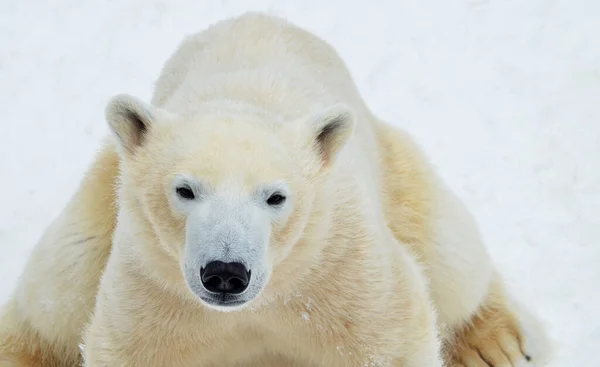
[
  {"x1": 169, "y1": 122, "x2": 292, "y2": 162},
  {"x1": 153, "y1": 118, "x2": 301, "y2": 188},
  {"x1": 166, "y1": 112, "x2": 288, "y2": 146}
]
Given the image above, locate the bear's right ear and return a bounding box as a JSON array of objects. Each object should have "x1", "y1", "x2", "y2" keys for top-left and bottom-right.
[{"x1": 105, "y1": 94, "x2": 156, "y2": 154}]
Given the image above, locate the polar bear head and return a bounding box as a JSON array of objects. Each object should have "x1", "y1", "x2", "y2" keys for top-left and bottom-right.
[{"x1": 105, "y1": 94, "x2": 355, "y2": 312}]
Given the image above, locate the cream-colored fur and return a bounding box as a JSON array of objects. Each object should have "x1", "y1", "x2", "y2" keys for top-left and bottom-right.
[
  {"x1": 0, "y1": 144, "x2": 118, "y2": 367},
  {"x1": 0, "y1": 12, "x2": 550, "y2": 367}
]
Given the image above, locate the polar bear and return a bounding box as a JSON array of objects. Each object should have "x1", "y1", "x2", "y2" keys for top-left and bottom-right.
[{"x1": 0, "y1": 12, "x2": 551, "y2": 367}]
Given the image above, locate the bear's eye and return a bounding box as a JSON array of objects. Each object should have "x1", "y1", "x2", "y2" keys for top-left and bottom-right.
[
  {"x1": 176, "y1": 186, "x2": 195, "y2": 200},
  {"x1": 266, "y1": 193, "x2": 286, "y2": 206}
]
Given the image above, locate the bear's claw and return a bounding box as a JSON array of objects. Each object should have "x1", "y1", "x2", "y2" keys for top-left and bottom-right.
[{"x1": 444, "y1": 304, "x2": 537, "y2": 367}]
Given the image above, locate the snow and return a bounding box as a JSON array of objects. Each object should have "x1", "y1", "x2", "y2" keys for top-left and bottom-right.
[{"x1": 0, "y1": 0, "x2": 598, "y2": 365}]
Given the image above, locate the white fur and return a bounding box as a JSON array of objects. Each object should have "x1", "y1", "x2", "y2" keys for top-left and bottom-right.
[
  {"x1": 428, "y1": 178, "x2": 495, "y2": 332},
  {"x1": 0, "y1": 12, "x2": 550, "y2": 367}
]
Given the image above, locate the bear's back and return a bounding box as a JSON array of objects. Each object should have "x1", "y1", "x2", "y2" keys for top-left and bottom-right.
[{"x1": 151, "y1": 13, "x2": 370, "y2": 120}]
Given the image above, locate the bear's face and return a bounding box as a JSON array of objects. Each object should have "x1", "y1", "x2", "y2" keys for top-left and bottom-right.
[{"x1": 106, "y1": 95, "x2": 355, "y2": 312}]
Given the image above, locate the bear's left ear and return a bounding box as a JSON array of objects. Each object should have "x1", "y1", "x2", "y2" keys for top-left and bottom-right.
[
  {"x1": 309, "y1": 103, "x2": 356, "y2": 168},
  {"x1": 105, "y1": 93, "x2": 157, "y2": 154}
]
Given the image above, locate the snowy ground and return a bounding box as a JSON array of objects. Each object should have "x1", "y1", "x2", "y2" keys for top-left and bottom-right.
[{"x1": 1, "y1": 0, "x2": 598, "y2": 365}]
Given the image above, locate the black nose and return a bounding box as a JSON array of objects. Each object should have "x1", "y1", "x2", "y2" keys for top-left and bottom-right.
[{"x1": 200, "y1": 261, "x2": 251, "y2": 294}]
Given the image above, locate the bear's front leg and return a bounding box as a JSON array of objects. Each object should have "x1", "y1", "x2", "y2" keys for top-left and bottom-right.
[
  {"x1": 0, "y1": 299, "x2": 74, "y2": 367},
  {"x1": 422, "y1": 181, "x2": 551, "y2": 366},
  {"x1": 442, "y1": 275, "x2": 551, "y2": 367}
]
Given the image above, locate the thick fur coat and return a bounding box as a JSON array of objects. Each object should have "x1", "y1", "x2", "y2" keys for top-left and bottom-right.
[{"x1": 0, "y1": 12, "x2": 550, "y2": 367}]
